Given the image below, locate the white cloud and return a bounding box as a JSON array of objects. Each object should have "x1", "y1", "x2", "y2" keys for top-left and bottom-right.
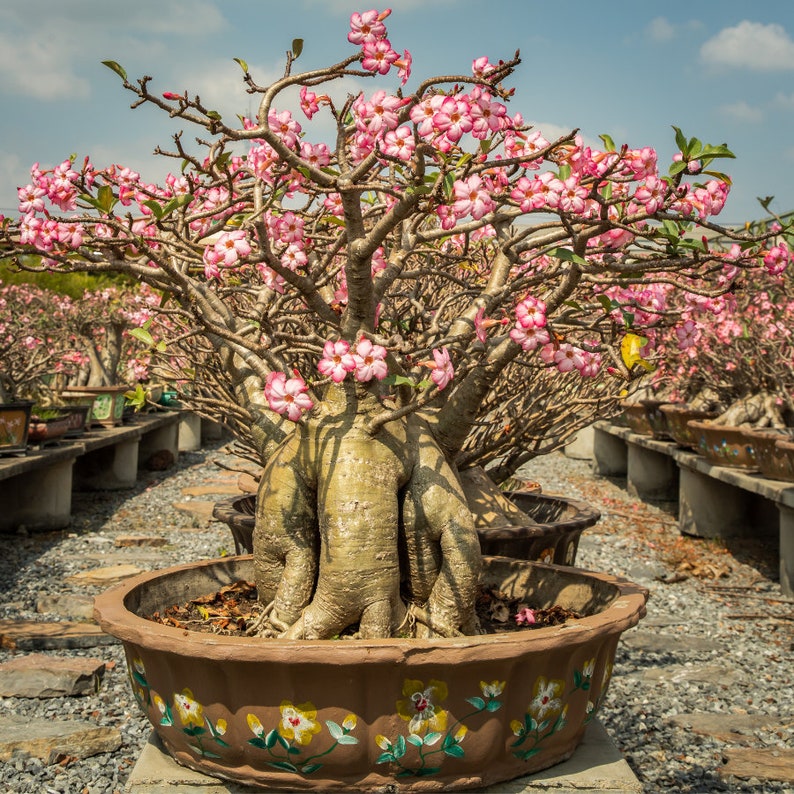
[
  {"x1": 0, "y1": 2, "x2": 227, "y2": 100},
  {"x1": 719, "y1": 100, "x2": 764, "y2": 123},
  {"x1": 774, "y1": 92, "x2": 794, "y2": 111},
  {"x1": 701, "y1": 21, "x2": 794, "y2": 71},
  {"x1": 647, "y1": 17, "x2": 675, "y2": 43}
]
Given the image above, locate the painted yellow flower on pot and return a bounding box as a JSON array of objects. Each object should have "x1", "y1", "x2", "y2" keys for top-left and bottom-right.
[
  {"x1": 278, "y1": 700, "x2": 322, "y2": 746},
  {"x1": 174, "y1": 688, "x2": 204, "y2": 728},
  {"x1": 397, "y1": 678, "x2": 448, "y2": 734}
]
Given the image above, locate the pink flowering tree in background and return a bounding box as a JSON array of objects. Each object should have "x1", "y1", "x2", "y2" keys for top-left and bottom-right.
[
  {"x1": 1, "y1": 8, "x2": 790, "y2": 639},
  {"x1": 640, "y1": 225, "x2": 794, "y2": 427},
  {"x1": 0, "y1": 281, "x2": 160, "y2": 404}
]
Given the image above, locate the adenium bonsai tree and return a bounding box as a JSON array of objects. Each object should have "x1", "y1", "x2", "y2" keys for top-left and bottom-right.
[{"x1": 2, "y1": 8, "x2": 789, "y2": 639}]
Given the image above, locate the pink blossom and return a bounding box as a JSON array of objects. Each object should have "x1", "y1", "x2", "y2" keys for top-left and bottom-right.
[
  {"x1": 433, "y1": 96, "x2": 473, "y2": 143},
  {"x1": 203, "y1": 247, "x2": 222, "y2": 280},
  {"x1": 553, "y1": 343, "x2": 585, "y2": 373},
  {"x1": 299, "y1": 86, "x2": 321, "y2": 119},
  {"x1": 276, "y1": 212, "x2": 304, "y2": 244},
  {"x1": 515, "y1": 607, "x2": 536, "y2": 626},
  {"x1": 354, "y1": 90, "x2": 403, "y2": 134},
  {"x1": 317, "y1": 339, "x2": 357, "y2": 383},
  {"x1": 763, "y1": 243, "x2": 790, "y2": 276},
  {"x1": 425, "y1": 347, "x2": 454, "y2": 390},
  {"x1": 675, "y1": 319, "x2": 700, "y2": 350},
  {"x1": 558, "y1": 176, "x2": 589, "y2": 215},
  {"x1": 264, "y1": 371, "x2": 313, "y2": 421},
  {"x1": 452, "y1": 175, "x2": 495, "y2": 220},
  {"x1": 348, "y1": 9, "x2": 390, "y2": 45},
  {"x1": 300, "y1": 142, "x2": 331, "y2": 169},
  {"x1": 361, "y1": 39, "x2": 399, "y2": 74},
  {"x1": 352, "y1": 337, "x2": 389, "y2": 381},
  {"x1": 633, "y1": 175, "x2": 667, "y2": 215},
  {"x1": 210, "y1": 230, "x2": 251, "y2": 267},
  {"x1": 515, "y1": 296, "x2": 547, "y2": 329},
  {"x1": 436, "y1": 204, "x2": 456, "y2": 230},
  {"x1": 324, "y1": 193, "x2": 344, "y2": 217},
  {"x1": 509, "y1": 325, "x2": 550, "y2": 352},
  {"x1": 470, "y1": 92, "x2": 507, "y2": 139},
  {"x1": 471, "y1": 56, "x2": 496, "y2": 80},
  {"x1": 267, "y1": 109, "x2": 301, "y2": 149},
  {"x1": 18, "y1": 184, "x2": 46, "y2": 214},
  {"x1": 395, "y1": 49, "x2": 412, "y2": 85},
  {"x1": 410, "y1": 95, "x2": 445, "y2": 138},
  {"x1": 381, "y1": 126, "x2": 415, "y2": 161},
  {"x1": 280, "y1": 244, "x2": 307, "y2": 271}
]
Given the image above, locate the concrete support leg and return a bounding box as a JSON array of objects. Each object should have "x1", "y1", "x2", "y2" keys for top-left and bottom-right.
[
  {"x1": 778, "y1": 505, "x2": 794, "y2": 597},
  {"x1": 0, "y1": 460, "x2": 74, "y2": 531},
  {"x1": 74, "y1": 439, "x2": 139, "y2": 490},
  {"x1": 627, "y1": 444, "x2": 678, "y2": 502},
  {"x1": 178, "y1": 412, "x2": 202, "y2": 452},
  {"x1": 201, "y1": 419, "x2": 225, "y2": 442},
  {"x1": 592, "y1": 426, "x2": 628, "y2": 477},
  {"x1": 678, "y1": 465, "x2": 777, "y2": 539},
  {"x1": 138, "y1": 423, "x2": 179, "y2": 469}
]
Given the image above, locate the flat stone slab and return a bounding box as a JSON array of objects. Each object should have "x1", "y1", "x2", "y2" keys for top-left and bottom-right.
[
  {"x1": 0, "y1": 714, "x2": 121, "y2": 763},
  {"x1": 0, "y1": 653, "x2": 105, "y2": 697},
  {"x1": 640, "y1": 663, "x2": 743, "y2": 686},
  {"x1": 667, "y1": 712, "x2": 781, "y2": 745},
  {"x1": 66, "y1": 564, "x2": 143, "y2": 586},
  {"x1": 173, "y1": 500, "x2": 218, "y2": 523},
  {"x1": 114, "y1": 534, "x2": 168, "y2": 547},
  {"x1": 720, "y1": 747, "x2": 794, "y2": 783},
  {"x1": 127, "y1": 721, "x2": 642, "y2": 793},
  {"x1": 37, "y1": 593, "x2": 95, "y2": 621},
  {"x1": 0, "y1": 619, "x2": 116, "y2": 650},
  {"x1": 181, "y1": 482, "x2": 240, "y2": 497},
  {"x1": 620, "y1": 630, "x2": 723, "y2": 654}
]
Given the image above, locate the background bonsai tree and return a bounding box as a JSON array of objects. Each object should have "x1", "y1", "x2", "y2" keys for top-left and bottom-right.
[{"x1": 2, "y1": 8, "x2": 788, "y2": 639}]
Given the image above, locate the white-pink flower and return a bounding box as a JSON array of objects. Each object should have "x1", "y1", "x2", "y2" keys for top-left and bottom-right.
[
  {"x1": 317, "y1": 340, "x2": 356, "y2": 383},
  {"x1": 452, "y1": 175, "x2": 495, "y2": 220},
  {"x1": 553, "y1": 343, "x2": 585, "y2": 373},
  {"x1": 509, "y1": 325, "x2": 550, "y2": 352},
  {"x1": 264, "y1": 371, "x2": 313, "y2": 421},
  {"x1": 348, "y1": 9, "x2": 389, "y2": 45},
  {"x1": 381, "y1": 126, "x2": 415, "y2": 161},
  {"x1": 352, "y1": 338, "x2": 389, "y2": 382},
  {"x1": 675, "y1": 319, "x2": 700, "y2": 350},
  {"x1": 515, "y1": 296, "x2": 547, "y2": 329}
]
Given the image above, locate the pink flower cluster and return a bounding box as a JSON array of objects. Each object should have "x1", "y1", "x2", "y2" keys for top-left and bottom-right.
[
  {"x1": 317, "y1": 338, "x2": 389, "y2": 384},
  {"x1": 264, "y1": 371, "x2": 313, "y2": 421}
]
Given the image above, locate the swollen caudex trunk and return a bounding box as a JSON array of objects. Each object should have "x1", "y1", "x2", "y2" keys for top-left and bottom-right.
[{"x1": 252, "y1": 391, "x2": 482, "y2": 639}]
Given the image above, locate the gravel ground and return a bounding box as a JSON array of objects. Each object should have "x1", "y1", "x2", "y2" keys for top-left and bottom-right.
[{"x1": 0, "y1": 441, "x2": 792, "y2": 793}]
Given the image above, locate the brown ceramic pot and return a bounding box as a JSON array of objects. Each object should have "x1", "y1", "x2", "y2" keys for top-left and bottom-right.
[
  {"x1": 212, "y1": 492, "x2": 600, "y2": 565},
  {"x1": 658, "y1": 404, "x2": 718, "y2": 449},
  {"x1": 61, "y1": 386, "x2": 128, "y2": 427},
  {"x1": 27, "y1": 413, "x2": 72, "y2": 445},
  {"x1": 93, "y1": 555, "x2": 647, "y2": 792},
  {"x1": 620, "y1": 401, "x2": 653, "y2": 435},
  {"x1": 688, "y1": 420, "x2": 758, "y2": 470},
  {"x1": 639, "y1": 399, "x2": 673, "y2": 440},
  {"x1": 741, "y1": 429, "x2": 794, "y2": 481}
]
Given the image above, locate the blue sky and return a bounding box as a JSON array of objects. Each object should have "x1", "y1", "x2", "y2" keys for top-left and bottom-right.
[{"x1": 2, "y1": 0, "x2": 793, "y2": 224}]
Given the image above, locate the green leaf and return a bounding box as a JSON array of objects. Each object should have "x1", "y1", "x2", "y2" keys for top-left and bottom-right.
[
  {"x1": 596, "y1": 294, "x2": 614, "y2": 313},
  {"x1": 384, "y1": 374, "x2": 416, "y2": 388},
  {"x1": 672, "y1": 125, "x2": 688, "y2": 154},
  {"x1": 406, "y1": 734, "x2": 423, "y2": 747},
  {"x1": 97, "y1": 184, "x2": 118, "y2": 214},
  {"x1": 206, "y1": 110, "x2": 222, "y2": 121},
  {"x1": 142, "y1": 200, "x2": 165, "y2": 220},
  {"x1": 465, "y1": 696, "x2": 485, "y2": 710},
  {"x1": 102, "y1": 60, "x2": 127, "y2": 81},
  {"x1": 337, "y1": 734, "x2": 358, "y2": 745},
  {"x1": 292, "y1": 38, "x2": 304, "y2": 59},
  {"x1": 599, "y1": 133, "x2": 616, "y2": 152},
  {"x1": 301, "y1": 763, "x2": 323, "y2": 773},
  {"x1": 485, "y1": 700, "x2": 502, "y2": 712},
  {"x1": 669, "y1": 160, "x2": 688, "y2": 176},
  {"x1": 264, "y1": 729, "x2": 279, "y2": 749},
  {"x1": 376, "y1": 751, "x2": 395, "y2": 764},
  {"x1": 233, "y1": 57, "x2": 249, "y2": 73},
  {"x1": 393, "y1": 735, "x2": 406, "y2": 759},
  {"x1": 423, "y1": 732, "x2": 443, "y2": 746},
  {"x1": 443, "y1": 744, "x2": 465, "y2": 758},
  {"x1": 548, "y1": 247, "x2": 587, "y2": 266}
]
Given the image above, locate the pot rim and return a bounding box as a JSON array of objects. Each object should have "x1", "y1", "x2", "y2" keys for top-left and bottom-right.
[{"x1": 93, "y1": 555, "x2": 647, "y2": 661}]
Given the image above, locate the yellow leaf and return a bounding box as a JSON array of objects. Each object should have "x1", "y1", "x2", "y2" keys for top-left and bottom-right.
[{"x1": 620, "y1": 333, "x2": 653, "y2": 372}]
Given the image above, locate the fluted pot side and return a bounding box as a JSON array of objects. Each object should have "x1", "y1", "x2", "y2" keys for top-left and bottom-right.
[
  {"x1": 93, "y1": 556, "x2": 647, "y2": 792},
  {"x1": 658, "y1": 404, "x2": 718, "y2": 449},
  {"x1": 689, "y1": 421, "x2": 758, "y2": 470}
]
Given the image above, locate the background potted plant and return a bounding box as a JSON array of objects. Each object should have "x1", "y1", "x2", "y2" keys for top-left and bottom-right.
[{"x1": 4, "y1": 7, "x2": 789, "y2": 789}]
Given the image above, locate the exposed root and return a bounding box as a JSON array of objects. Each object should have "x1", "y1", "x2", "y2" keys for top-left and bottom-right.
[
  {"x1": 245, "y1": 599, "x2": 274, "y2": 636},
  {"x1": 405, "y1": 603, "x2": 465, "y2": 638}
]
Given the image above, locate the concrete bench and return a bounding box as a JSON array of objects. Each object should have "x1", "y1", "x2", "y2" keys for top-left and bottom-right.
[
  {"x1": 593, "y1": 421, "x2": 794, "y2": 596},
  {"x1": 0, "y1": 411, "x2": 183, "y2": 531}
]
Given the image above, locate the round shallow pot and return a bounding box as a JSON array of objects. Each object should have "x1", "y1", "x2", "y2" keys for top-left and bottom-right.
[
  {"x1": 658, "y1": 404, "x2": 718, "y2": 449},
  {"x1": 639, "y1": 399, "x2": 673, "y2": 440},
  {"x1": 479, "y1": 492, "x2": 600, "y2": 565},
  {"x1": 741, "y1": 429, "x2": 794, "y2": 482},
  {"x1": 688, "y1": 421, "x2": 758, "y2": 470},
  {"x1": 94, "y1": 555, "x2": 647, "y2": 792},
  {"x1": 620, "y1": 401, "x2": 653, "y2": 435},
  {"x1": 213, "y1": 493, "x2": 599, "y2": 565}
]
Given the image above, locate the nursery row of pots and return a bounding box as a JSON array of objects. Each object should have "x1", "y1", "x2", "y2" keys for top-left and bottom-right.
[
  {"x1": 0, "y1": 385, "x2": 179, "y2": 455},
  {"x1": 622, "y1": 399, "x2": 794, "y2": 479}
]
